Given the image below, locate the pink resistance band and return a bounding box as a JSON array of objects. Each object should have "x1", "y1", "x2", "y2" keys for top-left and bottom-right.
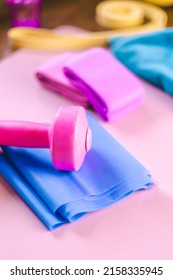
[
  {"x1": 36, "y1": 53, "x2": 89, "y2": 107},
  {"x1": 63, "y1": 47, "x2": 145, "y2": 121}
]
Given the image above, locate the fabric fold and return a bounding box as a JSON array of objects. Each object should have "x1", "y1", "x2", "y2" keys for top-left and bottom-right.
[
  {"x1": 0, "y1": 114, "x2": 153, "y2": 230},
  {"x1": 110, "y1": 28, "x2": 173, "y2": 97},
  {"x1": 63, "y1": 47, "x2": 145, "y2": 121},
  {"x1": 35, "y1": 52, "x2": 89, "y2": 107}
]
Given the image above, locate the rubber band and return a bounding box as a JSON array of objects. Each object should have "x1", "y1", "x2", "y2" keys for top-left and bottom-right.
[
  {"x1": 0, "y1": 113, "x2": 153, "y2": 230},
  {"x1": 144, "y1": 0, "x2": 173, "y2": 7},
  {"x1": 63, "y1": 47, "x2": 144, "y2": 121},
  {"x1": 7, "y1": 1, "x2": 167, "y2": 51},
  {"x1": 110, "y1": 28, "x2": 173, "y2": 97}
]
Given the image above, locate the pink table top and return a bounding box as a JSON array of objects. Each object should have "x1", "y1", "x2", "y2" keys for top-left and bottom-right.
[{"x1": 0, "y1": 45, "x2": 173, "y2": 260}]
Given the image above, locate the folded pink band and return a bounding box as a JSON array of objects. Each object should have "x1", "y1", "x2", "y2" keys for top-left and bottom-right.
[
  {"x1": 36, "y1": 48, "x2": 144, "y2": 121},
  {"x1": 63, "y1": 47, "x2": 145, "y2": 121},
  {"x1": 35, "y1": 53, "x2": 89, "y2": 107}
]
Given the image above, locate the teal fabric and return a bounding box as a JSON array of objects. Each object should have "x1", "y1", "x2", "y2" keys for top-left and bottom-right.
[{"x1": 110, "y1": 28, "x2": 173, "y2": 96}]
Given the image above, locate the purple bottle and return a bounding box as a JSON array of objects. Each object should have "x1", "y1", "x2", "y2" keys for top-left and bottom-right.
[{"x1": 6, "y1": 0, "x2": 42, "y2": 27}]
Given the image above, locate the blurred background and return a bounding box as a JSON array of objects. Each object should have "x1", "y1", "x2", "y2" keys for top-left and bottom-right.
[{"x1": 0, "y1": 0, "x2": 173, "y2": 58}]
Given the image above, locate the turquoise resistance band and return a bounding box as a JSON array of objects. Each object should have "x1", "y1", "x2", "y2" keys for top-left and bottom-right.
[{"x1": 110, "y1": 28, "x2": 173, "y2": 97}]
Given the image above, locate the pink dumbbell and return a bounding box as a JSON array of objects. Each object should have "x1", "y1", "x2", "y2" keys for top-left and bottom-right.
[{"x1": 0, "y1": 106, "x2": 92, "y2": 171}]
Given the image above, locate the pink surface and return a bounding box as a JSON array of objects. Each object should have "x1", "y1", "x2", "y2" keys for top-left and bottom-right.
[{"x1": 0, "y1": 44, "x2": 173, "y2": 259}]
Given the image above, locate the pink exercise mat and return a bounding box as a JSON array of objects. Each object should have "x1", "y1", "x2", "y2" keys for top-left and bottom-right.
[{"x1": 0, "y1": 26, "x2": 173, "y2": 260}]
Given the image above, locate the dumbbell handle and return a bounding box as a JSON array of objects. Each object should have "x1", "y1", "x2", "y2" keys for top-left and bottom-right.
[
  {"x1": 0, "y1": 121, "x2": 50, "y2": 148},
  {"x1": 0, "y1": 106, "x2": 92, "y2": 171}
]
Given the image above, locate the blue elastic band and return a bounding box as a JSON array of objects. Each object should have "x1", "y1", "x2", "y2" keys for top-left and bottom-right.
[{"x1": 0, "y1": 114, "x2": 153, "y2": 230}]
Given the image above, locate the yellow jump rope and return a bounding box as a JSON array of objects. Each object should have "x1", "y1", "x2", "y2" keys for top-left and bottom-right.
[{"x1": 7, "y1": 1, "x2": 168, "y2": 51}]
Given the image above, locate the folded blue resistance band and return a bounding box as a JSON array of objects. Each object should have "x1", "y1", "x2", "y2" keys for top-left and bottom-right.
[
  {"x1": 0, "y1": 114, "x2": 153, "y2": 230},
  {"x1": 110, "y1": 28, "x2": 173, "y2": 96}
]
